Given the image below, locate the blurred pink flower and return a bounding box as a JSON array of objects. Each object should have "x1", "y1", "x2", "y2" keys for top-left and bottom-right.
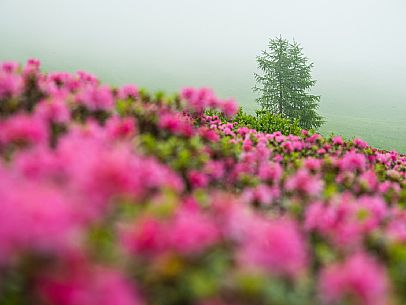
[
  {"x1": 242, "y1": 184, "x2": 280, "y2": 206},
  {"x1": 319, "y1": 253, "x2": 389, "y2": 305},
  {"x1": 353, "y1": 138, "x2": 368, "y2": 149},
  {"x1": 188, "y1": 170, "x2": 209, "y2": 188},
  {"x1": 0, "y1": 71, "x2": 24, "y2": 99},
  {"x1": 221, "y1": 99, "x2": 238, "y2": 117},
  {"x1": 305, "y1": 195, "x2": 387, "y2": 248},
  {"x1": 159, "y1": 112, "x2": 194, "y2": 137},
  {"x1": 76, "y1": 70, "x2": 99, "y2": 85},
  {"x1": 258, "y1": 161, "x2": 282, "y2": 183},
  {"x1": 0, "y1": 175, "x2": 82, "y2": 263},
  {"x1": 121, "y1": 217, "x2": 165, "y2": 256},
  {"x1": 77, "y1": 85, "x2": 114, "y2": 111},
  {"x1": 106, "y1": 116, "x2": 137, "y2": 139},
  {"x1": 238, "y1": 218, "x2": 307, "y2": 277},
  {"x1": 332, "y1": 136, "x2": 344, "y2": 145},
  {"x1": 198, "y1": 127, "x2": 220, "y2": 142},
  {"x1": 0, "y1": 113, "x2": 48, "y2": 146},
  {"x1": 35, "y1": 97, "x2": 71, "y2": 123},
  {"x1": 39, "y1": 264, "x2": 143, "y2": 305},
  {"x1": 23, "y1": 58, "x2": 40, "y2": 76},
  {"x1": 118, "y1": 84, "x2": 138, "y2": 100},
  {"x1": 340, "y1": 151, "x2": 367, "y2": 172},
  {"x1": 168, "y1": 208, "x2": 219, "y2": 255},
  {"x1": 285, "y1": 169, "x2": 323, "y2": 197},
  {"x1": 1, "y1": 61, "x2": 19, "y2": 73}
]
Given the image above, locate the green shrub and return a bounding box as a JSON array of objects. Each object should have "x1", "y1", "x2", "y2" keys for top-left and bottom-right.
[
  {"x1": 234, "y1": 109, "x2": 302, "y2": 135},
  {"x1": 206, "y1": 108, "x2": 302, "y2": 136}
]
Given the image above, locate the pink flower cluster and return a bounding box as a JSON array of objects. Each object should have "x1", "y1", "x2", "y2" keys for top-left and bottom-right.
[
  {"x1": 319, "y1": 253, "x2": 388, "y2": 305},
  {"x1": 181, "y1": 87, "x2": 238, "y2": 117},
  {"x1": 0, "y1": 59, "x2": 405, "y2": 305}
]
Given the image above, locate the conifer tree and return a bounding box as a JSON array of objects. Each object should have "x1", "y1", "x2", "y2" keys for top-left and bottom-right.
[{"x1": 254, "y1": 37, "x2": 324, "y2": 129}]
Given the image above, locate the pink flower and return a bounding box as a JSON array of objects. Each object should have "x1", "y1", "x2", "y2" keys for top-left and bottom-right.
[
  {"x1": 23, "y1": 58, "x2": 40, "y2": 76},
  {"x1": 356, "y1": 196, "x2": 387, "y2": 231},
  {"x1": 275, "y1": 135, "x2": 285, "y2": 143},
  {"x1": 76, "y1": 70, "x2": 99, "y2": 85},
  {"x1": 242, "y1": 138, "x2": 253, "y2": 151},
  {"x1": 198, "y1": 127, "x2": 219, "y2": 142},
  {"x1": 0, "y1": 71, "x2": 24, "y2": 99},
  {"x1": 304, "y1": 201, "x2": 327, "y2": 231},
  {"x1": 306, "y1": 133, "x2": 321, "y2": 144},
  {"x1": 35, "y1": 96, "x2": 71, "y2": 123},
  {"x1": 1, "y1": 61, "x2": 19, "y2": 73},
  {"x1": 221, "y1": 99, "x2": 238, "y2": 117},
  {"x1": 168, "y1": 208, "x2": 219, "y2": 255},
  {"x1": 121, "y1": 217, "x2": 165, "y2": 256},
  {"x1": 387, "y1": 217, "x2": 406, "y2": 243},
  {"x1": 238, "y1": 218, "x2": 307, "y2": 277},
  {"x1": 272, "y1": 154, "x2": 283, "y2": 162},
  {"x1": 106, "y1": 116, "x2": 137, "y2": 139},
  {"x1": 237, "y1": 127, "x2": 251, "y2": 137},
  {"x1": 292, "y1": 140, "x2": 304, "y2": 151},
  {"x1": 181, "y1": 87, "x2": 214, "y2": 112},
  {"x1": 180, "y1": 87, "x2": 196, "y2": 100},
  {"x1": 242, "y1": 184, "x2": 280, "y2": 206},
  {"x1": 332, "y1": 136, "x2": 344, "y2": 145},
  {"x1": 386, "y1": 169, "x2": 401, "y2": 181},
  {"x1": 39, "y1": 264, "x2": 143, "y2": 305},
  {"x1": 56, "y1": 134, "x2": 183, "y2": 214},
  {"x1": 309, "y1": 200, "x2": 361, "y2": 248},
  {"x1": 319, "y1": 253, "x2": 389, "y2": 305},
  {"x1": 0, "y1": 113, "x2": 48, "y2": 146},
  {"x1": 376, "y1": 152, "x2": 392, "y2": 166},
  {"x1": 285, "y1": 169, "x2": 323, "y2": 197},
  {"x1": 0, "y1": 175, "x2": 82, "y2": 263},
  {"x1": 282, "y1": 141, "x2": 294, "y2": 153},
  {"x1": 188, "y1": 170, "x2": 209, "y2": 188},
  {"x1": 359, "y1": 170, "x2": 379, "y2": 191},
  {"x1": 158, "y1": 112, "x2": 193, "y2": 137},
  {"x1": 118, "y1": 84, "x2": 138, "y2": 99},
  {"x1": 12, "y1": 145, "x2": 67, "y2": 183},
  {"x1": 180, "y1": 87, "x2": 237, "y2": 116},
  {"x1": 303, "y1": 158, "x2": 322, "y2": 171},
  {"x1": 339, "y1": 151, "x2": 367, "y2": 172},
  {"x1": 353, "y1": 138, "x2": 368, "y2": 149},
  {"x1": 305, "y1": 195, "x2": 387, "y2": 248},
  {"x1": 77, "y1": 85, "x2": 114, "y2": 111},
  {"x1": 258, "y1": 162, "x2": 282, "y2": 183},
  {"x1": 379, "y1": 180, "x2": 401, "y2": 195},
  {"x1": 203, "y1": 160, "x2": 225, "y2": 180},
  {"x1": 48, "y1": 71, "x2": 73, "y2": 86}
]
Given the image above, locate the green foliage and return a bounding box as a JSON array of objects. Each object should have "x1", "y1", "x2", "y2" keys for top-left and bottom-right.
[
  {"x1": 254, "y1": 36, "x2": 324, "y2": 130},
  {"x1": 139, "y1": 134, "x2": 208, "y2": 172},
  {"x1": 206, "y1": 108, "x2": 302, "y2": 136},
  {"x1": 234, "y1": 109, "x2": 303, "y2": 135}
]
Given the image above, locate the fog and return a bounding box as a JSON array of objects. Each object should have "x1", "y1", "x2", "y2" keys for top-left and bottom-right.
[{"x1": 1, "y1": 0, "x2": 405, "y2": 151}]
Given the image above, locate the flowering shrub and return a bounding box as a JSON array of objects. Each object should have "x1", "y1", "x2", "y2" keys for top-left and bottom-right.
[{"x1": 0, "y1": 59, "x2": 406, "y2": 305}]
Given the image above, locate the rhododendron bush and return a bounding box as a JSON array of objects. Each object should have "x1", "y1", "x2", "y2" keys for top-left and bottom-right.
[{"x1": 1, "y1": 60, "x2": 406, "y2": 305}]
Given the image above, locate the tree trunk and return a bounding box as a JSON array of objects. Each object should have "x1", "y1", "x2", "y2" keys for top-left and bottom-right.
[{"x1": 278, "y1": 76, "x2": 283, "y2": 115}]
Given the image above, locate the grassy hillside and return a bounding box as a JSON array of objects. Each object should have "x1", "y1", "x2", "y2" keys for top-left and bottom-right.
[{"x1": 319, "y1": 113, "x2": 406, "y2": 153}]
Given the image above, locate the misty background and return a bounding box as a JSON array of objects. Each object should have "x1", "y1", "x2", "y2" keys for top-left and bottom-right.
[{"x1": 1, "y1": 0, "x2": 405, "y2": 152}]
